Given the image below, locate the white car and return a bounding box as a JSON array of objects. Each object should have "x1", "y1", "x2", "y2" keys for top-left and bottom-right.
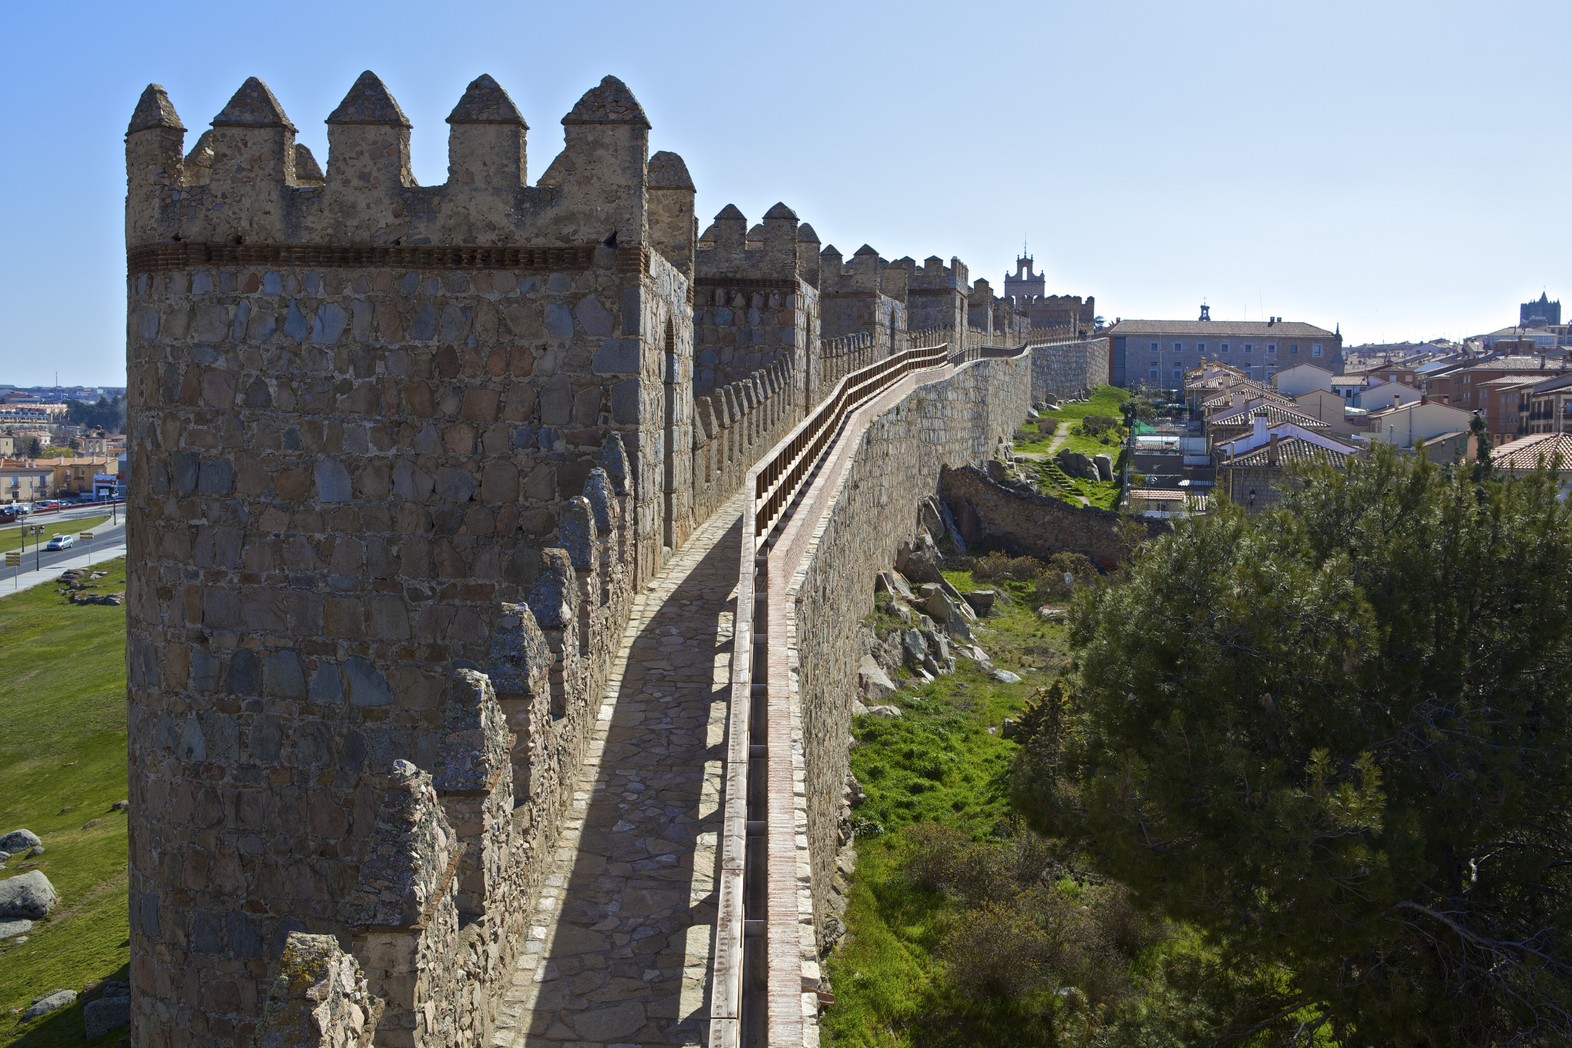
[{"x1": 45, "y1": 534, "x2": 76, "y2": 551}]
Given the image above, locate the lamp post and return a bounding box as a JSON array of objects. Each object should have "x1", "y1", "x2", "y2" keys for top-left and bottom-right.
[
  {"x1": 27, "y1": 524, "x2": 44, "y2": 571},
  {"x1": 1248, "y1": 488, "x2": 1258, "y2": 514}
]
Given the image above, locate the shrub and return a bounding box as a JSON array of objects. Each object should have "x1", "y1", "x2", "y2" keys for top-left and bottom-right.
[
  {"x1": 942, "y1": 900, "x2": 1055, "y2": 1000},
  {"x1": 972, "y1": 551, "x2": 1042, "y2": 582},
  {"x1": 1032, "y1": 552, "x2": 1097, "y2": 603}
]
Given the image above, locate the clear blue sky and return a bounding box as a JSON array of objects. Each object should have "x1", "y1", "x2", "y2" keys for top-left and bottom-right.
[{"x1": 1, "y1": 0, "x2": 1565, "y2": 385}]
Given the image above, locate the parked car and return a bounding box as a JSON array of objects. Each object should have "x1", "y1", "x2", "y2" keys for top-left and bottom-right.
[
  {"x1": 35, "y1": 500, "x2": 62, "y2": 513},
  {"x1": 45, "y1": 534, "x2": 75, "y2": 551}
]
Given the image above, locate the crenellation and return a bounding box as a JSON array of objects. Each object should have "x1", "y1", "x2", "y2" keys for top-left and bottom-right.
[
  {"x1": 646, "y1": 150, "x2": 696, "y2": 279},
  {"x1": 445, "y1": 74, "x2": 528, "y2": 196}
]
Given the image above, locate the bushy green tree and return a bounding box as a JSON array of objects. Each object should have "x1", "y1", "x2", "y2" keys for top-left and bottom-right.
[{"x1": 1015, "y1": 448, "x2": 1572, "y2": 1045}]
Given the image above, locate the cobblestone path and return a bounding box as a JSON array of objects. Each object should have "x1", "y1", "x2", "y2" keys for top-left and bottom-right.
[{"x1": 494, "y1": 497, "x2": 742, "y2": 1047}]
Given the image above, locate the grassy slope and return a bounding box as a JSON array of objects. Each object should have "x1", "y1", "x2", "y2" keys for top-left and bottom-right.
[
  {"x1": 1013, "y1": 386, "x2": 1131, "y2": 509},
  {"x1": 824, "y1": 574, "x2": 1066, "y2": 1047},
  {"x1": 0, "y1": 558, "x2": 130, "y2": 1047},
  {"x1": 0, "y1": 516, "x2": 111, "y2": 558}
]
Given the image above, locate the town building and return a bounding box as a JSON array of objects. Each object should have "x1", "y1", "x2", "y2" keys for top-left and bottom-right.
[
  {"x1": 1108, "y1": 313, "x2": 1343, "y2": 389},
  {"x1": 1366, "y1": 399, "x2": 1473, "y2": 452}
]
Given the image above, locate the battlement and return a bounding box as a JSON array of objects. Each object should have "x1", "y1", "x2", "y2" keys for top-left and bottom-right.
[
  {"x1": 818, "y1": 243, "x2": 892, "y2": 295},
  {"x1": 695, "y1": 202, "x2": 802, "y2": 282},
  {"x1": 127, "y1": 73, "x2": 684, "y2": 264},
  {"x1": 906, "y1": 254, "x2": 970, "y2": 292}
]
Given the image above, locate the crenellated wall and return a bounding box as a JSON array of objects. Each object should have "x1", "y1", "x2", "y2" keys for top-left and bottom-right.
[{"x1": 125, "y1": 71, "x2": 684, "y2": 1048}]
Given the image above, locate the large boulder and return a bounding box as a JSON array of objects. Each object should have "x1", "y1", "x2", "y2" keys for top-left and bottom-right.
[
  {"x1": 0, "y1": 870, "x2": 58, "y2": 919},
  {"x1": 0, "y1": 918, "x2": 34, "y2": 940},
  {"x1": 896, "y1": 529, "x2": 945, "y2": 585},
  {"x1": 1057, "y1": 448, "x2": 1099, "y2": 481},
  {"x1": 0, "y1": 829, "x2": 41, "y2": 853},
  {"x1": 857, "y1": 655, "x2": 896, "y2": 702},
  {"x1": 1094, "y1": 453, "x2": 1115, "y2": 481},
  {"x1": 22, "y1": 989, "x2": 76, "y2": 1021},
  {"x1": 83, "y1": 990, "x2": 131, "y2": 1041}
]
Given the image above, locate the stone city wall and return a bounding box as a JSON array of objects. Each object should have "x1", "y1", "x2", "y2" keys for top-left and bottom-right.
[
  {"x1": 784, "y1": 354, "x2": 1035, "y2": 937},
  {"x1": 1029, "y1": 336, "x2": 1110, "y2": 399}
]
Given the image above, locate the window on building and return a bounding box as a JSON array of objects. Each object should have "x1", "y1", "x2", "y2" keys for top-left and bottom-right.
[
  {"x1": 1244, "y1": 343, "x2": 1254, "y2": 354},
  {"x1": 1150, "y1": 342, "x2": 1159, "y2": 352},
  {"x1": 1268, "y1": 343, "x2": 1277, "y2": 354},
  {"x1": 1290, "y1": 343, "x2": 1299, "y2": 354},
  {"x1": 1197, "y1": 342, "x2": 1206, "y2": 354},
  {"x1": 1149, "y1": 368, "x2": 1159, "y2": 380},
  {"x1": 1220, "y1": 343, "x2": 1230, "y2": 353},
  {"x1": 1173, "y1": 342, "x2": 1182, "y2": 353},
  {"x1": 1312, "y1": 343, "x2": 1323, "y2": 357}
]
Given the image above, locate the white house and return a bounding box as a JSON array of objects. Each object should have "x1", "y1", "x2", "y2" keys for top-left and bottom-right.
[
  {"x1": 1366, "y1": 400, "x2": 1473, "y2": 450},
  {"x1": 1273, "y1": 363, "x2": 1334, "y2": 398},
  {"x1": 1355, "y1": 378, "x2": 1423, "y2": 412}
]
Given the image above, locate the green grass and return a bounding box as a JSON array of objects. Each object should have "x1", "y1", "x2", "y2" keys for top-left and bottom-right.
[
  {"x1": 0, "y1": 517, "x2": 110, "y2": 558},
  {"x1": 0, "y1": 558, "x2": 130, "y2": 1047},
  {"x1": 825, "y1": 574, "x2": 1069, "y2": 1046}
]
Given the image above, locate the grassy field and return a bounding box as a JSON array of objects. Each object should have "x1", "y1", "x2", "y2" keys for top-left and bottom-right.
[
  {"x1": 0, "y1": 516, "x2": 110, "y2": 558},
  {"x1": 0, "y1": 558, "x2": 131, "y2": 1047}
]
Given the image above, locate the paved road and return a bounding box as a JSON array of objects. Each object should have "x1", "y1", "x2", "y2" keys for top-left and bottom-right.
[
  {"x1": 495, "y1": 497, "x2": 742, "y2": 1048},
  {"x1": 0, "y1": 516, "x2": 128, "y2": 598}
]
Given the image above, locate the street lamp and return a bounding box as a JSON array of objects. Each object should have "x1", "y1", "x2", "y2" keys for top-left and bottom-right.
[
  {"x1": 1248, "y1": 488, "x2": 1258, "y2": 513},
  {"x1": 27, "y1": 524, "x2": 44, "y2": 571}
]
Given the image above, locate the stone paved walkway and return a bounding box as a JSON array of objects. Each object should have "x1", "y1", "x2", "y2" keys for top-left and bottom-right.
[{"x1": 494, "y1": 497, "x2": 742, "y2": 1048}]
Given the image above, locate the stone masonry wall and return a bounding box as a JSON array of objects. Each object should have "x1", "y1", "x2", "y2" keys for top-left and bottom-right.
[
  {"x1": 939, "y1": 464, "x2": 1165, "y2": 570},
  {"x1": 1029, "y1": 336, "x2": 1110, "y2": 400},
  {"x1": 125, "y1": 72, "x2": 684, "y2": 1048},
  {"x1": 785, "y1": 355, "x2": 1035, "y2": 939}
]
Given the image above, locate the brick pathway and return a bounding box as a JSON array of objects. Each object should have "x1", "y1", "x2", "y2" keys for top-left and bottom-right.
[{"x1": 494, "y1": 496, "x2": 742, "y2": 1048}]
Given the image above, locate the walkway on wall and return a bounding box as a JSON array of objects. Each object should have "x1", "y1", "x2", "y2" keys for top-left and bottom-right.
[{"x1": 494, "y1": 495, "x2": 744, "y2": 1048}]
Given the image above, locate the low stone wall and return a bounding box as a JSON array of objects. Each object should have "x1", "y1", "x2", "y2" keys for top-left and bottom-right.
[
  {"x1": 784, "y1": 355, "x2": 1033, "y2": 939},
  {"x1": 939, "y1": 464, "x2": 1165, "y2": 569}
]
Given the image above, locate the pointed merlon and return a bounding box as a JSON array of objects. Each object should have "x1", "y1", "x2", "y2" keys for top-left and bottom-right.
[
  {"x1": 796, "y1": 223, "x2": 820, "y2": 243},
  {"x1": 294, "y1": 143, "x2": 324, "y2": 182},
  {"x1": 714, "y1": 203, "x2": 746, "y2": 222},
  {"x1": 213, "y1": 77, "x2": 296, "y2": 130},
  {"x1": 763, "y1": 202, "x2": 797, "y2": 221},
  {"x1": 327, "y1": 71, "x2": 411, "y2": 127},
  {"x1": 647, "y1": 150, "x2": 694, "y2": 190},
  {"x1": 746, "y1": 224, "x2": 765, "y2": 241},
  {"x1": 853, "y1": 244, "x2": 880, "y2": 257},
  {"x1": 561, "y1": 75, "x2": 651, "y2": 129},
  {"x1": 184, "y1": 130, "x2": 214, "y2": 167},
  {"x1": 925, "y1": 255, "x2": 944, "y2": 265},
  {"x1": 448, "y1": 73, "x2": 527, "y2": 127},
  {"x1": 128, "y1": 84, "x2": 184, "y2": 135}
]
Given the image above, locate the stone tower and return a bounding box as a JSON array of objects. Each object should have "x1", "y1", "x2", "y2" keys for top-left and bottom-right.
[{"x1": 124, "y1": 71, "x2": 694, "y2": 1046}]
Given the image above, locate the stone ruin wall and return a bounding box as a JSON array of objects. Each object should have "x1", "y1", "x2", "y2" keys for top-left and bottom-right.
[
  {"x1": 785, "y1": 353, "x2": 1038, "y2": 937},
  {"x1": 124, "y1": 71, "x2": 689, "y2": 1047}
]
